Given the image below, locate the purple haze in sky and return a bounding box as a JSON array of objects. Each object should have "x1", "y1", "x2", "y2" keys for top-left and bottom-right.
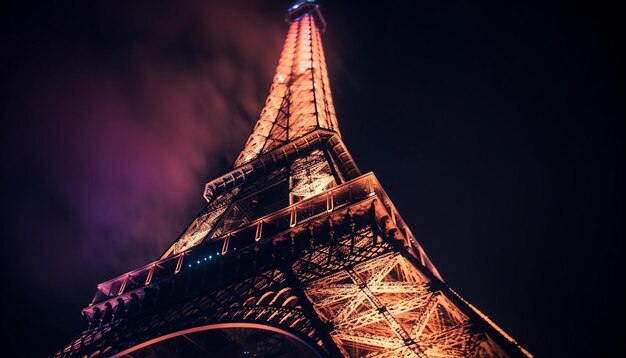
[{"x1": 3, "y1": 1, "x2": 285, "y2": 302}]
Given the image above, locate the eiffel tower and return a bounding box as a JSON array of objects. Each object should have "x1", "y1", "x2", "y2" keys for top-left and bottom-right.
[{"x1": 56, "y1": 1, "x2": 531, "y2": 357}]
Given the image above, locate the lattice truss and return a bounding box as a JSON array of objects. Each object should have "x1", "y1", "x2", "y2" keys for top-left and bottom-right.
[
  {"x1": 163, "y1": 189, "x2": 239, "y2": 258},
  {"x1": 209, "y1": 167, "x2": 290, "y2": 239},
  {"x1": 302, "y1": 252, "x2": 508, "y2": 358},
  {"x1": 290, "y1": 149, "x2": 336, "y2": 202},
  {"x1": 165, "y1": 147, "x2": 337, "y2": 258},
  {"x1": 165, "y1": 164, "x2": 289, "y2": 258},
  {"x1": 234, "y1": 13, "x2": 339, "y2": 167}
]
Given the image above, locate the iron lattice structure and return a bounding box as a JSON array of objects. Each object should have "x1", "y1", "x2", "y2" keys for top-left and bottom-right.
[{"x1": 56, "y1": 2, "x2": 531, "y2": 357}]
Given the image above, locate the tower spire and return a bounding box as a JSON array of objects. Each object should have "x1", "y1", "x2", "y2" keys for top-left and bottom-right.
[
  {"x1": 233, "y1": 0, "x2": 339, "y2": 167},
  {"x1": 286, "y1": 0, "x2": 327, "y2": 31}
]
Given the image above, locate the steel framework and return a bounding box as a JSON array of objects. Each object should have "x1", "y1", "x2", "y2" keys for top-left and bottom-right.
[{"x1": 55, "y1": 1, "x2": 531, "y2": 357}]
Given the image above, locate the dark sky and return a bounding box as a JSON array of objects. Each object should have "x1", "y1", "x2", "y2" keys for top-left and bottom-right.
[{"x1": 1, "y1": 0, "x2": 623, "y2": 356}]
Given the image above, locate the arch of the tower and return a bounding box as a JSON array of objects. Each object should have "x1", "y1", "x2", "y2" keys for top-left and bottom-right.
[
  {"x1": 65, "y1": 262, "x2": 333, "y2": 357},
  {"x1": 113, "y1": 323, "x2": 321, "y2": 358}
]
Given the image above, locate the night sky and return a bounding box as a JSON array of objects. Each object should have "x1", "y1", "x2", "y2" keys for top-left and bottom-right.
[{"x1": 1, "y1": 0, "x2": 623, "y2": 356}]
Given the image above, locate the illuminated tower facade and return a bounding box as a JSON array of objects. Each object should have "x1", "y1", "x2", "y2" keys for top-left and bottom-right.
[{"x1": 56, "y1": 2, "x2": 531, "y2": 357}]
